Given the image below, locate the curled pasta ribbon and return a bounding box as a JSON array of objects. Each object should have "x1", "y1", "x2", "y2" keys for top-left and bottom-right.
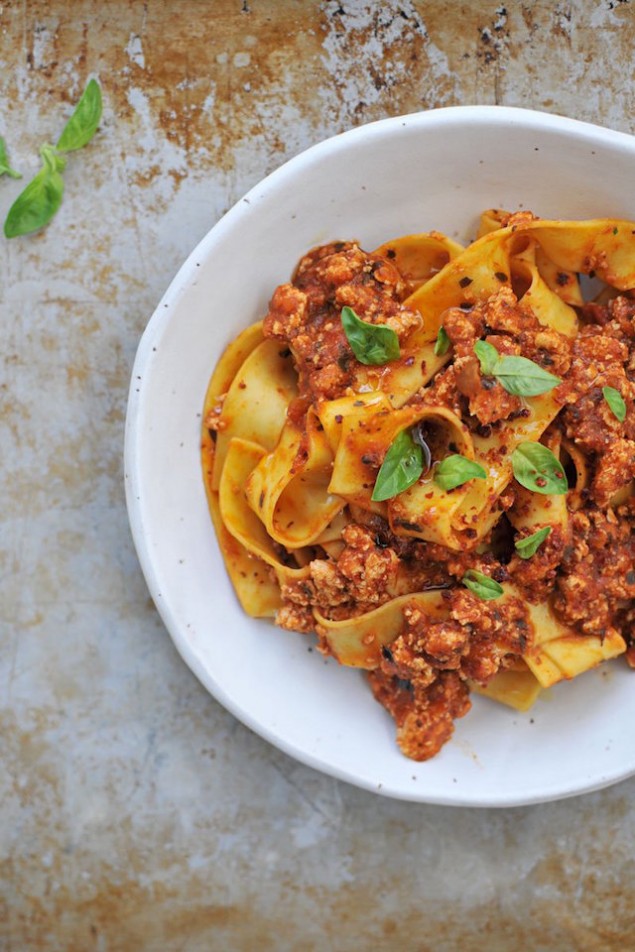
[
  {"x1": 207, "y1": 490, "x2": 281, "y2": 618},
  {"x1": 211, "y1": 337, "x2": 297, "y2": 489},
  {"x1": 510, "y1": 241, "x2": 578, "y2": 336},
  {"x1": 373, "y1": 231, "x2": 465, "y2": 291},
  {"x1": 314, "y1": 590, "x2": 450, "y2": 669},
  {"x1": 390, "y1": 393, "x2": 560, "y2": 549},
  {"x1": 245, "y1": 410, "x2": 346, "y2": 549},
  {"x1": 522, "y1": 599, "x2": 626, "y2": 688},
  {"x1": 328, "y1": 400, "x2": 474, "y2": 516},
  {"x1": 205, "y1": 320, "x2": 265, "y2": 404},
  {"x1": 219, "y1": 438, "x2": 311, "y2": 597},
  {"x1": 470, "y1": 665, "x2": 543, "y2": 713},
  {"x1": 404, "y1": 218, "x2": 635, "y2": 344}
]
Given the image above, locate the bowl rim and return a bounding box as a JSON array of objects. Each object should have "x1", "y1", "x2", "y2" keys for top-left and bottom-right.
[{"x1": 124, "y1": 105, "x2": 635, "y2": 806}]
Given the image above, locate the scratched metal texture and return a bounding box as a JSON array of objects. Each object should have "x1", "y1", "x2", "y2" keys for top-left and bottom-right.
[{"x1": 1, "y1": 1, "x2": 635, "y2": 950}]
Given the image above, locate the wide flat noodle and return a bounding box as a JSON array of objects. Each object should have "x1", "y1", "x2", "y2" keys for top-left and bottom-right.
[
  {"x1": 218, "y1": 437, "x2": 310, "y2": 590},
  {"x1": 315, "y1": 591, "x2": 449, "y2": 668},
  {"x1": 208, "y1": 490, "x2": 281, "y2": 618},
  {"x1": 373, "y1": 232, "x2": 464, "y2": 291},
  {"x1": 245, "y1": 410, "x2": 346, "y2": 548},
  {"x1": 328, "y1": 400, "x2": 473, "y2": 519},
  {"x1": 470, "y1": 665, "x2": 543, "y2": 712},
  {"x1": 390, "y1": 393, "x2": 560, "y2": 549},
  {"x1": 404, "y1": 218, "x2": 635, "y2": 345},
  {"x1": 523, "y1": 600, "x2": 626, "y2": 688},
  {"x1": 510, "y1": 241, "x2": 578, "y2": 336},
  {"x1": 211, "y1": 337, "x2": 297, "y2": 489},
  {"x1": 507, "y1": 482, "x2": 568, "y2": 537}
]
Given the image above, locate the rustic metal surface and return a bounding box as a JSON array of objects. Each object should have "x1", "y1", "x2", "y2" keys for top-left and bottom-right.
[{"x1": 2, "y1": 1, "x2": 635, "y2": 949}]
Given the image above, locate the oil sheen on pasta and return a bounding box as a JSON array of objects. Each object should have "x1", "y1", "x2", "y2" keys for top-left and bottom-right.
[{"x1": 202, "y1": 211, "x2": 635, "y2": 762}]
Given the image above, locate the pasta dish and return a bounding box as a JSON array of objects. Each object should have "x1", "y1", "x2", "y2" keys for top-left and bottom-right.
[{"x1": 201, "y1": 210, "x2": 635, "y2": 761}]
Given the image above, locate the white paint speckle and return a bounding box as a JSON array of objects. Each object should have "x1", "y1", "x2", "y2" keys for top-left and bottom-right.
[{"x1": 125, "y1": 32, "x2": 145, "y2": 69}]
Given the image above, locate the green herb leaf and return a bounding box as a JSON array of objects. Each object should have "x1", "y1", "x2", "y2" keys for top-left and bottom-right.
[
  {"x1": 0, "y1": 136, "x2": 21, "y2": 179},
  {"x1": 474, "y1": 341, "x2": 561, "y2": 396},
  {"x1": 56, "y1": 78, "x2": 103, "y2": 153},
  {"x1": 474, "y1": 339, "x2": 499, "y2": 376},
  {"x1": 462, "y1": 569, "x2": 504, "y2": 601},
  {"x1": 434, "y1": 326, "x2": 450, "y2": 356},
  {"x1": 434, "y1": 454, "x2": 487, "y2": 491},
  {"x1": 511, "y1": 442, "x2": 568, "y2": 495},
  {"x1": 4, "y1": 144, "x2": 66, "y2": 238},
  {"x1": 602, "y1": 385, "x2": 626, "y2": 423},
  {"x1": 491, "y1": 355, "x2": 561, "y2": 396},
  {"x1": 371, "y1": 428, "x2": 423, "y2": 501},
  {"x1": 341, "y1": 306, "x2": 401, "y2": 366},
  {"x1": 514, "y1": 526, "x2": 552, "y2": 559}
]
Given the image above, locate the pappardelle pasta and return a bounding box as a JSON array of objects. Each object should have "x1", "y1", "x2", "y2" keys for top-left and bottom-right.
[{"x1": 202, "y1": 210, "x2": 635, "y2": 761}]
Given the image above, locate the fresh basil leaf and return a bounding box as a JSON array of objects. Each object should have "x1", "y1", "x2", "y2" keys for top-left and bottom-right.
[
  {"x1": 341, "y1": 306, "x2": 400, "y2": 366},
  {"x1": 474, "y1": 341, "x2": 561, "y2": 396},
  {"x1": 462, "y1": 569, "x2": 504, "y2": 601},
  {"x1": 56, "y1": 78, "x2": 103, "y2": 153},
  {"x1": 434, "y1": 454, "x2": 487, "y2": 491},
  {"x1": 474, "y1": 339, "x2": 499, "y2": 376},
  {"x1": 492, "y1": 355, "x2": 561, "y2": 396},
  {"x1": 371, "y1": 428, "x2": 423, "y2": 501},
  {"x1": 434, "y1": 326, "x2": 450, "y2": 356},
  {"x1": 602, "y1": 385, "x2": 626, "y2": 423},
  {"x1": 0, "y1": 136, "x2": 21, "y2": 179},
  {"x1": 515, "y1": 526, "x2": 552, "y2": 559},
  {"x1": 511, "y1": 442, "x2": 568, "y2": 495},
  {"x1": 4, "y1": 144, "x2": 66, "y2": 238}
]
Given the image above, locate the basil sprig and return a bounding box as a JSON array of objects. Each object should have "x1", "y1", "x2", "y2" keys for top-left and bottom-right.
[
  {"x1": 515, "y1": 526, "x2": 552, "y2": 559},
  {"x1": 4, "y1": 144, "x2": 66, "y2": 238},
  {"x1": 474, "y1": 340, "x2": 561, "y2": 396},
  {"x1": 0, "y1": 137, "x2": 21, "y2": 179},
  {"x1": 56, "y1": 79, "x2": 103, "y2": 152},
  {"x1": 462, "y1": 569, "x2": 504, "y2": 601},
  {"x1": 474, "y1": 339, "x2": 499, "y2": 376},
  {"x1": 341, "y1": 306, "x2": 400, "y2": 365},
  {"x1": 3, "y1": 79, "x2": 102, "y2": 239},
  {"x1": 371, "y1": 428, "x2": 423, "y2": 501},
  {"x1": 511, "y1": 442, "x2": 568, "y2": 495},
  {"x1": 434, "y1": 326, "x2": 450, "y2": 356},
  {"x1": 602, "y1": 385, "x2": 626, "y2": 423},
  {"x1": 434, "y1": 454, "x2": 487, "y2": 491}
]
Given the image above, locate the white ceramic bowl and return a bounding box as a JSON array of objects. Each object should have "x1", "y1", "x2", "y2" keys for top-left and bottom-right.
[{"x1": 125, "y1": 106, "x2": 635, "y2": 806}]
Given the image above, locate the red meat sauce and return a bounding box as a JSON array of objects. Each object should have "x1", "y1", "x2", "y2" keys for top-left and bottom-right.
[{"x1": 261, "y1": 239, "x2": 635, "y2": 761}]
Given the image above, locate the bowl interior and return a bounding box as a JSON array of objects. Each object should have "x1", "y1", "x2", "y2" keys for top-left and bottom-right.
[{"x1": 125, "y1": 106, "x2": 635, "y2": 805}]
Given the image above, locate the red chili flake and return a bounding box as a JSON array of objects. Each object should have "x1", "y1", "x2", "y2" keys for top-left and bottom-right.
[
  {"x1": 335, "y1": 414, "x2": 343, "y2": 423},
  {"x1": 495, "y1": 271, "x2": 508, "y2": 282},
  {"x1": 404, "y1": 355, "x2": 415, "y2": 366},
  {"x1": 535, "y1": 476, "x2": 548, "y2": 487},
  {"x1": 556, "y1": 272, "x2": 569, "y2": 286},
  {"x1": 459, "y1": 276, "x2": 473, "y2": 288}
]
